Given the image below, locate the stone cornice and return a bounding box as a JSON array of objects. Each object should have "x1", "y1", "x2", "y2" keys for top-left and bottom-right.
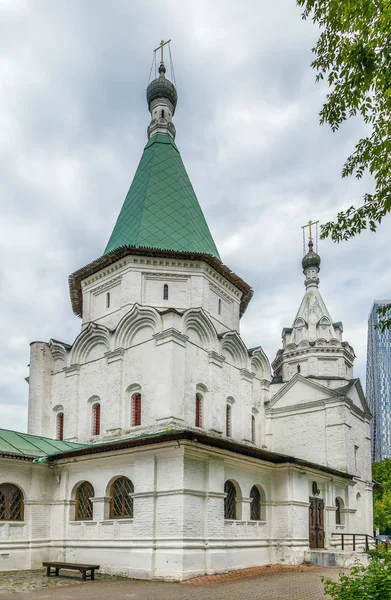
[
  {"x1": 153, "y1": 328, "x2": 188, "y2": 347},
  {"x1": 208, "y1": 351, "x2": 226, "y2": 368},
  {"x1": 63, "y1": 364, "x2": 80, "y2": 378},
  {"x1": 105, "y1": 348, "x2": 125, "y2": 364}
]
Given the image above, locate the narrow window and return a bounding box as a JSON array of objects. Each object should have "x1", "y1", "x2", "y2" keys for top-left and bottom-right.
[
  {"x1": 56, "y1": 412, "x2": 64, "y2": 441},
  {"x1": 132, "y1": 393, "x2": 141, "y2": 426},
  {"x1": 161, "y1": 109, "x2": 165, "y2": 118},
  {"x1": 224, "y1": 481, "x2": 236, "y2": 519},
  {"x1": 218, "y1": 299, "x2": 222, "y2": 315},
  {"x1": 75, "y1": 482, "x2": 94, "y2": 521},
  {"x1": 297, "y1": 364, "x2": 301, "y2": 373},
  {"x1": 92, "y1": 403, "x2": 100, "y2": 436},
  {"x1": 110, "y1": 477, "x2": 134, "y2": 519},
  {"x1": 0, "y1": 484, "x2": 24, "y2": 521},
  {"x1": 226, "y1": 404, "x2": 232, "y2": 437},
  {"x1": 354, "y1": 445, "x2": 359, "y2": 469},
  {"x1": 251, "y1": 415, "x2": 256, "y2": 443},
  {"x1": 195, "y1": 394, "x2": 202, "y2": 427},
  {"x1": 106, "y1": 292, "x2": 110, "y2": 309},
  {"x1": 335, "y1": 498, "x2": 341, "y2": 525},
  {"x1": 250, "y1": 485, "x2": 261, "y2": 520},
  {"x1": 163, "y1": 283, "x2": 169, "y2": 300}
]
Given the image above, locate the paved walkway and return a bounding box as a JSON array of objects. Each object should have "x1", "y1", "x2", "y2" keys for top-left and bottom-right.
[{"x1": 0, "y1": 565, "x2": 341, "y2": 599}]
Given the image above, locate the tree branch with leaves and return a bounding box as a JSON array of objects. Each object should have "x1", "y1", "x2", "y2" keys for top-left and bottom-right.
[{"x1": 298, "y1": 0, "x2": 391, "y2": 329}]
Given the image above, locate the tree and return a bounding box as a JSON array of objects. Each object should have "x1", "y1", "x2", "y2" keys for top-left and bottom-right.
[
  {"x1": 372, "y1": 459, "x2": 391, "y2": 533},
  {"x1": 297, "y1": 0, "x2": 391, "y2": 330}
]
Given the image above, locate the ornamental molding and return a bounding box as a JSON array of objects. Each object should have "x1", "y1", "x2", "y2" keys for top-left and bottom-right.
[
  {"x1": 209, "y1": 282, "x2": 234, "y2": 304},
  {"x1": 205, "y1": 267, "x2": 241, "y2": 298},
  {"x1": 240, "y1": 368, "x2": 255, "y2": 382},
  {"x1": 105, "y1": 348, "x2": 125, "y2": 364},
  {"x1": 63, "y1": 364, "x2": 81, "y2": 378},
  {"x1": 208, "y1": 351, "x2": 226, "y2": 368},
  {"x1": 153, "y1": 328, "x2": 189, "y2": 347},
  {"x1": 143, "y1": 272, "x2": 190, "y2": 281},
  {"x1": 92, "y1": 275, "x2": 122, "y2": 295}
]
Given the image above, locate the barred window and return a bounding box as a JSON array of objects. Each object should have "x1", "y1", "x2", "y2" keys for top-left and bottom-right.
[
  {"x1": 224, "y1": 480, "x2": 236, "y2": 520},
  {"x1": 335, "y1": 498, "x2": 341, "y2": 525},
  {"x1": 195, "y1": 393, "x2": 202, "y2": 427},
  {"x1": 75, "y1": 482, "x2": 94, "y2": 521},
  {"x1": 163, "y1": 284, "x2": 169, "y2": 300},
  {"x1": 0, "y1": 483, "x2": 24, "y2": 521},
  {"x1": 132, "y1": 394, "x2": 141, "y2": 426},
  {"x1": 92, "y1": 403, "x2": 100, "y2": 436},
  {"x1": 250, "y1": 485, "x2": 261, "y2": 520},
  {"x1": 110, "y1": 477, "x2": 134, "y2": 519},
  {"x1": 226, "y1": 404, "x2": 232, "y2": 437},
  {"x1": 56, "y1": 412, "x2": 64, "y2": 441},
  {"x1": 251, "y1": 415, "x2": 256, "y2": 444}
]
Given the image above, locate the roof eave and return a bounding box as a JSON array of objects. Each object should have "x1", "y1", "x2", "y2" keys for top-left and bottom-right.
[
  {"x1": 69, "y1": 246, "x2": 253, "y2": 319},
  {"x1": 45, "y1": 428, "x2": 353, "y2": 480}
]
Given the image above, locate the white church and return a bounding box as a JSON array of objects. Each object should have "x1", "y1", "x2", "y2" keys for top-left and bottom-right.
[{"x1": 0, "y1": 47, "x2": 373, "y2": 580}]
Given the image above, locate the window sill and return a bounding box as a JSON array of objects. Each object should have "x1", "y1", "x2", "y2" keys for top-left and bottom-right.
[
  {"x1": 69, "y1": 521, "x2": 96, "y2": 526},
  {"x1": 0, "y1": 522, "x2": 26, "y2": 527}
]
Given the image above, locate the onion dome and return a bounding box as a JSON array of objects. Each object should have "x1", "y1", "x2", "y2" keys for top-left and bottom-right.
[
  {"x1": 147, "y1": 64, "x2": 178, "y2": 115},
  {"x1": 302, "y1": 239, "x2": 321, "y2": 271}
]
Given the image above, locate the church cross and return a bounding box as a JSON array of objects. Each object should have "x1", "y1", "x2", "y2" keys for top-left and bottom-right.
[
  {"x1": 154, "y1": 39, "x2": 171, "y2": 64},
  {"x1": 302, "y1": 219, "x2": 319, "y2": 241}
]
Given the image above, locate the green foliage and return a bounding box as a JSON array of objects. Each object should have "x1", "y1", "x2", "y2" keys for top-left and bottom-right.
[
  {"x1": 298, "y1": 0, "x2": 391, "y2": 329},
  {"x1": 372, "y1": 459, "x2": 391, "y2": 532},
  {"x1": 322, "y1": 547, "x2": 391, "y2": 599}
]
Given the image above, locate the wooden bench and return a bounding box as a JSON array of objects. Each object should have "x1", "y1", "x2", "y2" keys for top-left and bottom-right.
[{"x1": 42, "y1": 562, "x2": 100, "y2": 581}]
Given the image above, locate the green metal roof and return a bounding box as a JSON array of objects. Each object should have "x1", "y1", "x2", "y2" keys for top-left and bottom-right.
[
  {"x1": 0, "y1": 428, "x2": 89, "y2": 459},
  {"x1": 104, "y1": 134, "x2": 221, "y2": 259}
]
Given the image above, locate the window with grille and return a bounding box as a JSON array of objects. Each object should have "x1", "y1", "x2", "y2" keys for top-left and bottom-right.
[
  {"x1": 132, "y1": 394, "x2": 141, "y2": 426},
  {"x1": 110, "y1": 477, "x2": 134, "y2": 519},
  {"x1": 56, "y1": 412, "x2": 64, "y2": 441},
  {"x1": 195, "y1": 394, "x2": 202, "y2": 427},
  {"x1": 163, "y1": 284, "x2": 169, "y2": 300},
  {"x1": 75, "y1": 482, "x2": 94, "y2": 521},
  {"x1": 226, "y1": 404, "x2": 232, "y2": 437},
  {"x1": 92, "y1": 403, "x2": 100, "y2": 436},
  {"x1": 335, "y1": 498, "x2": 341, "y2": 525},
  {"x1": 251, "y1": 415, "x2": 256, "y2": 443},
  {"x1": 250, "y1": 485, "x2": 261, "y2": 520},
  {"x1": 224, "y1": 480, "x2": 236, "y2": 520},
  {"x1": 0, "y1": 484, "x2": 24, "y2": 521}
]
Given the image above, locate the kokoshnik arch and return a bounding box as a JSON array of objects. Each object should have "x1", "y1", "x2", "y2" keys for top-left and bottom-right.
[{"x1": 0, "y1": 42, "x2": 373, "y2": 579}]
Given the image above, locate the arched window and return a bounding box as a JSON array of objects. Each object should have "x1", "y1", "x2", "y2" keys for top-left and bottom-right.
[
  {"x1": 109, "y1": 477, "x2": 134, "y2": 519},
  {"x1": 75, "y1": 482, "x2": 94, "y2": 521},
  {"x1": 250, "y1": 485, "x2": 262, "y2": 520},
  {"x1": 0, "y1": 484, "x2": 24, "y2": 521},
  {"x1": 163, "y1": 284, "x2": 169, "y2": 300},
  {"x1": 335, "y1": 498, "x2": 341, "y2": 524},
  {"x1": 56, "y1": 412, "x2": 64, "y2": 441},
  {"x1": 106, "y1": 292, "x2": 110, "y2": 309},
  {"x1": 92, "y1": 403, "x2": 100, "y2": 436},
  {"x1": 224, "y1": 480, "x2": 236, "y2": 520},
  {"x1": 226, "y1": 404, "x2": 232, "y2": 437},
  {"x1": 195, "y1": 393, "x2": 202, "y2": 427},
  {"x1": 161, "y1": 109, "x2": 165, "y2": 118},
  {"x1": 218, "y1": 299, "x2": 222, "y2": 315},
  {"x1": 251, "y1": 415, "x2": 256, "y2": 443},
  {"x1": 132, "y1": 393, "x2": 141, "y2": 426}
]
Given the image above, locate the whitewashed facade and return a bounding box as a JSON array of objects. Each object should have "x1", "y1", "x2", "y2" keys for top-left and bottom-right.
[{"x1": 0, "y1": 61, "x2": 373, "y2": 580}]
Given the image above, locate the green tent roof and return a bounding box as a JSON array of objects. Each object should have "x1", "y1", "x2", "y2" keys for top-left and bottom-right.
[
  {"x1": 0, "y1": 428, "x2": 89, "y2": 459},
  {"x1": 104, "y1": 134, "x2": 220, "y2": 259}
]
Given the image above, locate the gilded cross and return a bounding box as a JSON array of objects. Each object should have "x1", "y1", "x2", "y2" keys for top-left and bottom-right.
[
  {"x1": 301, "y1": 219, "x2": 319, "y2": 241},
  {"x1": 154, "y1": 39, "x2": 171, "y2": 64}
]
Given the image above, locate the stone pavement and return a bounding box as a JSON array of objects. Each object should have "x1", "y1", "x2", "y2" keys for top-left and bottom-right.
[{"x1": 0, "y1": 565, "x2": 343, "y2": 599}]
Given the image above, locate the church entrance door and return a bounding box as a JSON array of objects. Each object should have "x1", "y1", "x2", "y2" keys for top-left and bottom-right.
[{"x1": 309, "y1": 497, "x2": 325, "y2": 549}]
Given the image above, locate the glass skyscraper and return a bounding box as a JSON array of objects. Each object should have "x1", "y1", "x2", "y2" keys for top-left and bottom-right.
[{"x1": 366, "y1": 300, "x2": 391, "y2": 461}]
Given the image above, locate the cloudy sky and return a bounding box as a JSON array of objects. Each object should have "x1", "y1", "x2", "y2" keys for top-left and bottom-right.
[{"x1": 1, "y1": 0, "x2": 390, "y2": 433}]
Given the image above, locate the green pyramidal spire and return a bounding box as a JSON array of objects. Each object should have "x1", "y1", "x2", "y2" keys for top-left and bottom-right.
[{"x1": 104, "y1": 49, "x2": 220, "y2": 260}]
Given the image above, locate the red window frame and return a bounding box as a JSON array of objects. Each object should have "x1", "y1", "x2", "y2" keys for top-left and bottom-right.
[
  {"x1": 132, "y1": 394, "x2": 141, "y2": 426},
  {"x1": 92, "y1": 403, "x2": 101, "y2": 436},
  {"x1": 195, "y1": 394, "x2": 202, "y2": 427},
  {"x1": 56, "y1": 412, "x2": 64, "y2": 441}
]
